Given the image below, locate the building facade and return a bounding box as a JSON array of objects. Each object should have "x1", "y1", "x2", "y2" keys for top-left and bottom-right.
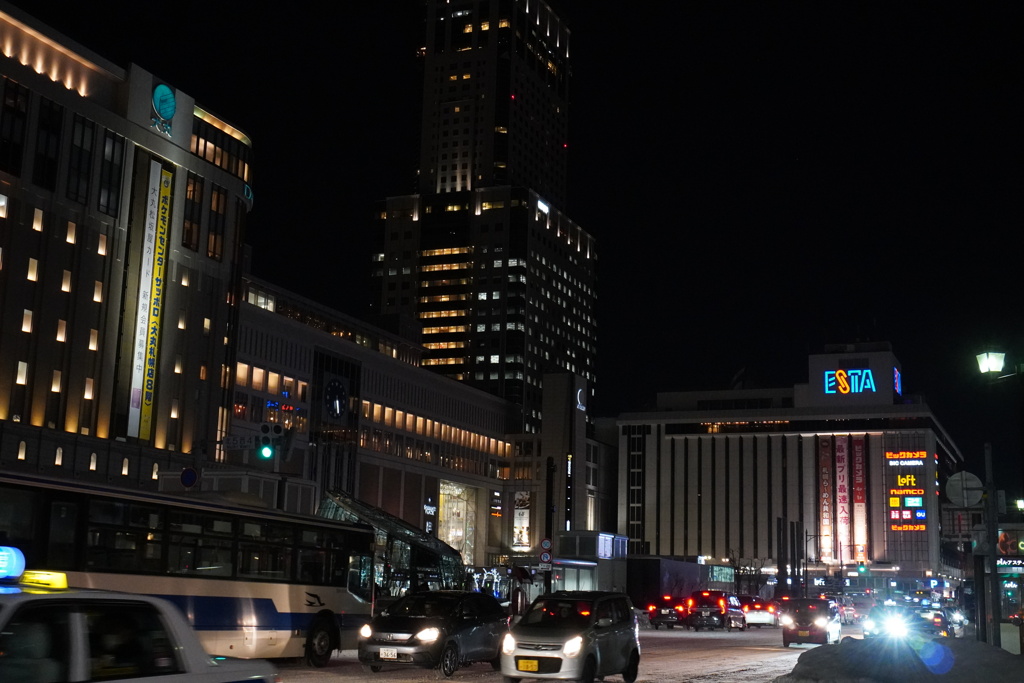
[
  {"x1": 0, "y1": 3, "x2": 250, "y2": 483},
  {"x1": 374, "y1": 0, "x2": 596, "y2": 434},
  {"x1": 610, "y1": 343, "x2": 967, "y2": 598}
]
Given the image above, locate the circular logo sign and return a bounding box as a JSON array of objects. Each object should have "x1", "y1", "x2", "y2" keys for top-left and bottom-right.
[{"x1": 152, "y1": 84, "x2": 176, "y2": 122}]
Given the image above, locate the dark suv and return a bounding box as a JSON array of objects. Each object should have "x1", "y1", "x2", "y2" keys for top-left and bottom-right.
[
  {"x1": 685, "y1": 591, "x2": 746, "y2": 631},
  {"x1": 646, "y1": 595, "x2": 687, "y2": 630}
]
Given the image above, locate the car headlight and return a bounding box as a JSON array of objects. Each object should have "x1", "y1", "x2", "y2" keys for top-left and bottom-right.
[
  {"x1": 562, "y1": 635, "x2": 583, "y2": 658},
  {"x1": 883, "y1": 616, "x2": 908, "y2": 638},
  {"x1": 780, "y1": 614, "x2": 794, "y2": 626},
  {"x1": 358, "y1": 624, "x2": 372, "y2": 639},
  {"x1": 416, "y1": 627, "x2": 441, "y2": 643},
  {"x1": 814, "y1": 617, "x2": 828, "y2": 628},
  {"x1": 502, "y1": 633, "x2": 517, "y2": 655},
  {"x1": 863, "y1": 619, "x2": 876, "y2": 632}
]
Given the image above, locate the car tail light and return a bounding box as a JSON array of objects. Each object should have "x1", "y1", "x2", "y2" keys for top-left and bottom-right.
[
  {"x1": 647, "y1": 604, "x2": 656, "y2": 612},
  {"x1": 687, "y1": 598, "x2": 694, "y2": 608},
  {"x1": 768, "y1": 605, "x2": 776, "y2": 613},
  {"x1": 743, "y1": 605, "x2": 749, "y2": 612},
  {"x1": 675, "y1": 605, "x2": 685, "y2": 613},
  {"x1": 719, "y1": 598, "x2": 726, "y2": 614}
]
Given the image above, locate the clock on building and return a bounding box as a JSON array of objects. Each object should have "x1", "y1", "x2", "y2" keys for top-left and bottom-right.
[{"x1": 323, "y1": 377, "x2": 348, "y2": 419}]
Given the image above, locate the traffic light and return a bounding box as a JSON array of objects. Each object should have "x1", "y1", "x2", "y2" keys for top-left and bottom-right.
[
  {"x1": 857, "y1": 561, "x2": 866, "y2": 574},
  {"x1": 258, "y1": 422, "x2": 283, "y2": 460}
]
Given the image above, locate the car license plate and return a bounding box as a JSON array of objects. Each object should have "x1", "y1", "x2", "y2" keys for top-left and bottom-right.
[
  {"x1": 660, "y1": 609, "x2": 673, "y2": 614},
  {"x1": 380, "y1": 647, "x2": 398, "y2": 660},
  {"x1": 798, "y1": 630, "x2": 809, "y2": 637},
  {"x1": 518, "y1": 659, "x2": 539, "y2": 672}
]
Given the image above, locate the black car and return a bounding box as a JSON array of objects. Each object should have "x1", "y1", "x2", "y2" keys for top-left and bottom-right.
[
  {"x1": 780, "y1": 598, "x2": 841, "y2": 646},
  {"x1": 861, "y1": 605, "x2": 941, "y2": 639},
  {"x1": 685, "y1": 591, "x2": 746, "y2": 631},
  {"x1": 357, "y1": 590, "x2": 508, "y2": 677},
  {"x1": 646, "y1": 595, "x2": 687, "y2": 629}
]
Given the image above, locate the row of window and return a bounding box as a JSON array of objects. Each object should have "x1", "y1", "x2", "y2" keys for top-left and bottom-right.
[
  {"x1": 234, "y1": 362, "x2": 308, "y2": 401},
  {"x1": 0, "y1": 78, "x2": 125, "y2": 216}
]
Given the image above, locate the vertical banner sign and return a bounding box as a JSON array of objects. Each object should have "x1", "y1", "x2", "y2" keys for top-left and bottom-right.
[
  {"x1": 835, "y1": 437, "x2": 851, "y2": 564},
  {"x1": 512, "y1": 491, "x2": 531, "y2": 550},
  {"x1": 128, "y1": 160, "x2": 171, "y2": 439},
  {"x1": 818, "y1": 437, "x2": 834, "y2": 562},
  {"x1": 852, "y1": 436, "x2": 867, "y2": 561}
]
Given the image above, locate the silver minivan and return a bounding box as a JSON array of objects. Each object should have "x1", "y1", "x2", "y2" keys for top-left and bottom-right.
[{"x1": 500, "y1": 591, "x2": 640, "y2": 683}]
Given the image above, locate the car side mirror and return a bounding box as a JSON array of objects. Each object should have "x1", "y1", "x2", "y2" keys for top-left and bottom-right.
[{"x1": 597, "y1": 617, "x2": 613, "y2": 628}]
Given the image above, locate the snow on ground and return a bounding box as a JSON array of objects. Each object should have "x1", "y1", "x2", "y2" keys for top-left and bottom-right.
[{"x1": 772, "y1": 635, "x2": 1021, "y2": 683}]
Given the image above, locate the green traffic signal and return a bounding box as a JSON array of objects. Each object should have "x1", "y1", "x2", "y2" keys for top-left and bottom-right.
[{"x1": 259, "y1": 443, "x2": 274, "y2": 459}]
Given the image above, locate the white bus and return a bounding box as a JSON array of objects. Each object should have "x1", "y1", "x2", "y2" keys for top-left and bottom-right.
[{"x1": 0, "y1": 471, "x2": 374, "y2": 666}]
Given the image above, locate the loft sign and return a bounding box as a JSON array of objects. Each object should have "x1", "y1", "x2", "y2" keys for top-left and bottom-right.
[{"x1": 824, "y1": 369, "x2": 876, "y2": 395}]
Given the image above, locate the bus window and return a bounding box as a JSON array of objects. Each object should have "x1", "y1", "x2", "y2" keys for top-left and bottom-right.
[
  {"x1": 348, "y1": 553, "x2": 373, "y2": 601},
  {"x1": 168, "y1": 537, "x2": 233, "y2": 577},
  {"x1": 237, "y1": 542, "x2": 292, "y2": 580}
]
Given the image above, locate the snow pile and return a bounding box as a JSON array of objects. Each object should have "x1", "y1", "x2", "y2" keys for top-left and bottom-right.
[{"x1": 772, "y1": 635, "x2": 1021, "y2": 683}]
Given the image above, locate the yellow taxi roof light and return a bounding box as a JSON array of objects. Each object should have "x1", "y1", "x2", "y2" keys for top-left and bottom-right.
[{"x1": 20, "y1": 571, "x2": 68, "y2": 590}]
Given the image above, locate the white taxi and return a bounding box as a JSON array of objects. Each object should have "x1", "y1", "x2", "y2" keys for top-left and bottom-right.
[{"x1": 0, "y1": 551, "x2": 279, "y2": 683}]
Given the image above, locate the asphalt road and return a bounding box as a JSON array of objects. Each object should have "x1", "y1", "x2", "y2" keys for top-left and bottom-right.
[{"x1": 273, "y1": 623, "x2": 832, "y2": 683}]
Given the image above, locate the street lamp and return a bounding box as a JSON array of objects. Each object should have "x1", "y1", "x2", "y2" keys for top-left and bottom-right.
[{"x1": 977, "y1": 352, "x2": 1006, "y2": 375}]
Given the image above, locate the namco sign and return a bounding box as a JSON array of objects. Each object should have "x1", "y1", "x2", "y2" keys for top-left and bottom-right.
[{"x1": 823, "y1": 368, "x2": 877, "y2": 394}]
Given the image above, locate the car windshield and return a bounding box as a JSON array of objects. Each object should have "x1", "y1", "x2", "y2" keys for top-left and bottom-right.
[
  {"x1": 385, "y1": 594, "x2": 459, "y2": 618},
  {"x1": 787, "y1": 599, "x2": 830, "y2": 617},
  {"x1": 520, "y1": 598, "x2": 594, "y2": 630}
]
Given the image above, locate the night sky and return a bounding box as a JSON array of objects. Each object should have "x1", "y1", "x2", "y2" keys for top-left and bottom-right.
[{"x1": 28, "y1": 2, "x2": 1023, "y2": 493}]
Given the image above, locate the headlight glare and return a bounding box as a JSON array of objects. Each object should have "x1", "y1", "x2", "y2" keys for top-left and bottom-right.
[
  {"x1": 358, "y1": 624, "x2": 372, "y2": 638},
  {"x1": 863, "y1": 619, "x2": 876, "y2": 631},
  {"x1": 502, "y1": 633, "x2": 517, "y2": 655},
  {"x1": 780, "y1": 614, "x2": 794, "y2": 626},
  {"x1": 563, "y1": 635, "x2": 583, "y2": 657},
  {"x1": 814, "y1": 617, "x2": 828, "y2": 628},
  {"x1": 416, "y1": 627, "x2": 441, "y2": 643}
]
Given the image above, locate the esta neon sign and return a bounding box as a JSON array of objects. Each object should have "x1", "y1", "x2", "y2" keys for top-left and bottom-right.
[{"x1": 824, "y1": 369, "x2": 877, "y2": 394}]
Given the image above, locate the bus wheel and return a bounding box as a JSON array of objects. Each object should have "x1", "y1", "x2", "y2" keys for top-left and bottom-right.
[{"x1": 306, "y1": 618, "x2": 334, "y2": 667}]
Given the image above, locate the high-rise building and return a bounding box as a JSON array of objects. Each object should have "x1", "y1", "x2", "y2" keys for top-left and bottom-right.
[
  {"x1": 0, "y1": 3, "x2": 251, "y2": 482},
  {"x1": 374, "y1": 0, "x2": 597, "y2": 433}
]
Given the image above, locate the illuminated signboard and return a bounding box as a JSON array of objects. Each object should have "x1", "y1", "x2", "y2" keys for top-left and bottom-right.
[
  {"x1": 824, "y1": 369, "x2": 877, "y2": 394},
  {"x1": 888, "y1": 476, "x2": 927, "y2": 531},
  {"x1": 886, "y1": 450, "x2": 926, "y2": 467},
  {"x1": 893, "y1": 367, "x2": 902, "y2": 396}
]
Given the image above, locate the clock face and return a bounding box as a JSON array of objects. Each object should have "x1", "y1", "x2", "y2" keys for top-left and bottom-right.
[{"x1": 324, "y1": 378, "x2": 347, "y2": 419}]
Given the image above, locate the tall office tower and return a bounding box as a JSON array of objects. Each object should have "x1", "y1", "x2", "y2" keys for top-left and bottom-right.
[
  {"x1": 0, "y1": 4, "x2": 252, "y2": 482},
  {"x1": 375, "y1": 0, "x2": 597, "y2": 433}
]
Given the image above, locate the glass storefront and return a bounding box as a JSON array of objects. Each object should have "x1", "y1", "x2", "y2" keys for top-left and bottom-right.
[{"x1": 438, "y1": 480, "x2": 477, "y2": 565}]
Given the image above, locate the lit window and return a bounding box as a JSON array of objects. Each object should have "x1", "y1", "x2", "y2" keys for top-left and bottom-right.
[
  {"x1": 89, "y1": 453, "x2": 97, "y2": 471},
  {"x1": 16, "y1": 361, "x2": 28, "y2": 385},
  {"x1": 93, "y1": 281, "x2": 102, "y2": 302},
  {"x1": 121, "y1": 458, "x2": 129, "y2": 476},
  {"x1": 56, "y1": 320, "x2": 66, "y2": 342},
  {"x1": 17, "y1": 442, "x2": 26, "y2": 459},
  {"x1": 84, "y1": 377, "x2": 94, "y2": 399},
  {"x1": 267, "y1": 372, "x2": 279, "y2": 395},
  {"x1": 51, "y1": 370, "x2": 61, "y2": 392},
  {"x1": 252, "y1": 367, "x2": 265, "y2": 391},
  {"x1": 151, "y1": 463, "x2": 159, "y2": 480},
  {"x1": 21, "y1": 309, "x2": 32, "y2": 332},
  {"x1": 89, "y1": 329, "x2": 98, "y2": 350},
  {"x1": 27, "y1": 258, "x2": 38, "y2": 281},
  {"x1": 236, "y1": 363, "x2": 249, "y2": 386},
  {"x1": 32, "y1": 208, "x2": 43, "y2": 232},
  {"x1": 170, "y1": 399, "x2": 179, "y2": 419},
  {"x1": 481, "y1": 21, "x2": 490, "y2": 30},
  {"x1": 174, "y1": 356, "x2": 182, "y2": 374},
  {"x1": 66, "y1": 221, "x2": 76, "y2": 243},
  {"x1": 203, "y1": 317, "x2": 211, "y2": 335},
  {"x1": 0, "y1": 194, "x2": 7, "y2": 217},
  {"x1": 62, "y1": 270, "x2": 71, "y2": 292},
  {"x1": 178, "y1": 312, "x2": 186, "y2": 329},
  {"x1": 181, "y1": 268, "x2": 189, "y2": 287},
  {"x1": 463, "y1": 23, "x2": 472, "y2": 33},
  {"x1": 97, "y1": 234, "x2": 107, "y2": 255},
  {"x1": 55, "y1": 447, "x2": 62, "y2": 466}
]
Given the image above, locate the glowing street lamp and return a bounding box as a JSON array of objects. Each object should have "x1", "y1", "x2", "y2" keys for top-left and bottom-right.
[{"x1": 976, "y1": 352, "x2": 1006, "y2": 374}]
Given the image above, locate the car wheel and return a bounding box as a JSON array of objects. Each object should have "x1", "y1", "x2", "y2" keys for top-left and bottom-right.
[
  {"x1": 653, "y1": 623, "x2": 660, "y2": 630},
  {"x1": 783, "y1": 640, "x2": 791, "y2": 647},
  {"x1": 578, "y1": 656, "x2": 597, "y2": 683},
  {"x1": 667, "y1": 623, "x2": 674, "y2": 629},
  {"x1": 739, "y1": 618, "x2": 747, "y2": 631},
  {"x1": 437, "y1": 641, "x2": 459, "y2": 678},
  {"x1": 305, "y1": 617, "x2": 335, "y2": 668},
  {"x1": 622, "y1": 650, "x2": 640, "y2": 683},
  {"x1": 369, "y1": 665, "x2": 383, "y2": 673},
  {"x1": 504, "y1": 678, "x2": 522, "y2": 683},
  {"x1": 490, "y1": 655, "x2": 502, "y2": 670}
]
